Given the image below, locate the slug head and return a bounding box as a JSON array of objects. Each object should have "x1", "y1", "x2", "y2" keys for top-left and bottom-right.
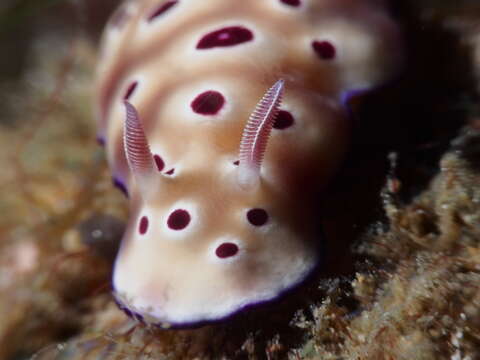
[
  {"x1": 113, "y1": 86, "x2": 321, "y2": 328},
  {"x1": 113, "y1": 181, "x2": 320, "y2": 328}
]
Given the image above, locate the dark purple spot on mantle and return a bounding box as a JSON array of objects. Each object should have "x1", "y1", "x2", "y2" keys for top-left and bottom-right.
[
  {"x1": 312, "y1": 40, "x2": 336, "y2": 60},
  {"x1": 280, "y1": 0, "x2": 301, "y2": 6},
  {"x1": 153, "y1": 154, "x2": 165, "y2": 172},
  {"x1": 113, "y1": 177, "x2": 129, "y2": 197},
  {"x1": 247, "y1": 208, "x2": 268, "y2": 226},
  {"x1": 167, "y1": 209, "x2": 190, "y2": 230},
  {"x1": 196, "y1": 26, "x2": 253, "y2": 49},
  {"x1": 165, "y1": 168, "x2": 175, "y2": 175},
  {"x1": 233, "y1": 160, "x2": 239, "y2": 166},
  {"x1": 139, "y1": 216, "x2": 149, "y2": 235},
  {"x1": 273, "y1": 110, "x2": 295, "y2": 129},
  {"x1": 148, "y1": 0, "x2": 178, "y2": 22},
  {"x1": 124, "y1": 81, "x2": 138, "y2": 100},
  {"x1": 216, "y1": 242, "x2": 239, "y2": 258},
  {"x1": 191, "y1": 91, "x2": 225, "y2": 115},
  {"x1": 96, "y1": 136, "x2": 105, "y2": 146}
]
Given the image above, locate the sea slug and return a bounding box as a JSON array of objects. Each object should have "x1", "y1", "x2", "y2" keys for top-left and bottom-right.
[{"x1": 95, "y1": 0, "x2": 403, "y2": 328}]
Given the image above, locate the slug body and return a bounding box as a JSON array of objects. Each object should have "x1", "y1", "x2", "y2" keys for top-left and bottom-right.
[{"x1": 95, "y1": 0, "x2": 402, "y2": 328}]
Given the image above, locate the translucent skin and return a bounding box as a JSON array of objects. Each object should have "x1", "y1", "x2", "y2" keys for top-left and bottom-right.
[{"x1": 95, "y1": 0, "x2": 402, "y2": 328}]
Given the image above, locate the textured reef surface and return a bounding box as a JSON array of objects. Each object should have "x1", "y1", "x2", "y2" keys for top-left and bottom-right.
[{"x1": 1, "y1": 1, "x2": 480, "y2": 359}]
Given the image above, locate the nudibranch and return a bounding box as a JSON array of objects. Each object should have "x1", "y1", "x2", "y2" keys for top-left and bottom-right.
[{"x1": 95, "y1": 0, "x2": 403, "y2": 328}]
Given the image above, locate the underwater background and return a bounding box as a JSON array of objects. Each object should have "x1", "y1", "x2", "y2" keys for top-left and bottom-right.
[{"x1": 1, "y1": 0, "x2": 480, "y2": 359}]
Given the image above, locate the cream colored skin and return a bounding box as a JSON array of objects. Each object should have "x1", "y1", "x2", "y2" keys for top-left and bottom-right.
[{"x1": 95, "y1": 0, "x2": 402, "y2": 327}]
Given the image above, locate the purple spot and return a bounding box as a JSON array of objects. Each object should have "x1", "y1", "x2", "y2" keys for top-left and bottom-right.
[
  {"x1": 273, "y1": 110, "x2": 294, "y2": 129},
  {"x1": 247, "y1": 208, "x2": 268, "y2": 226},
  {"x1": 113, "y1": 177, "x2": 129, "y2": 197},
  {"x1": 124, "y1": 81, "x2": 138, "y2": 100},
  {"x1": 280, "y1": 0, "x2": 301, "y2": 6},
  {"x1": 191, "y1": 91, "x2": 225, "y2": 115},
  {"x1": 153, "y1": 154, "x2": 165, "y2": 172},
  {"x1": 148, "y1": 0, "x2": 178, "y2": 22},
  {"x1": 96, "y1": 136, "x2": 105, "y2": 146},
  {"x1": 167, "y1": 209, "x2": 191, "y2": 230},
  {"x1": 196, "y1": 26, "x2": 253, "y2": 49},
  {"x1": 165, "y1": 168, "x2": 175, "y2": 175},
  {"x1": 139, "y1": 216, "x2": 149, "y2": 235},
  {"x1": 215, "y1": 242, "x2": 239, "y2": 258},
  {"x1": 312, "y1": 40, "x2": 336, "y2": 60},
  {"x1": 233, "y1": 160, "x2": 239, "y2": 166}
]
